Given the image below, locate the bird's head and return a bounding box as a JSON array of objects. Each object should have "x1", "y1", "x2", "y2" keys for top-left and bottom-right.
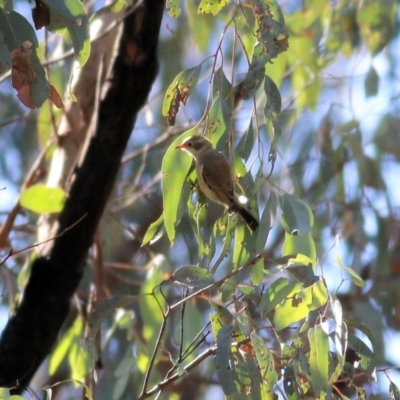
[{"x1": 175, "y1": 135, "x2": 213, "y2": 159}]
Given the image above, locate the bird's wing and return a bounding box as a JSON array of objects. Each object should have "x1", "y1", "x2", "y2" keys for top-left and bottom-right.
[{"x1": 200, "y1": 150, "x2": 235, "y2": 203}]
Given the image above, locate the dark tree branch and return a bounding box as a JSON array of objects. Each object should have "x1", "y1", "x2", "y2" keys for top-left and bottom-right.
[{"x1": 0, "y1": 0, "x2": 165, "y2": 391}]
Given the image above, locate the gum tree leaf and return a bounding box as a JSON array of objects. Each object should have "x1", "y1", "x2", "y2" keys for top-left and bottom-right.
[
  {"x1": 279, "y1": 193, "x2": 314, "y2": 235},
  {"x1": 170, "y1": 265, "x2": 214, "y2": 289},
  {"x1": 20, "y1": 184, "x2": 65, "y2": 214},
  {"x1": 161, "y1": 128, "x2": 197, "y2": 244},
  {"x1": 198, "y1": 0, "x2": 228, "y2": 16},
  {"x1": 166, "y1": 0, "x2": 181, "y2": 18},
  {"x1": 308, "y1": 324, "x2": 329, "y2": 397},
  {"x1": 251, "y1": 332, "x2": 277, "y2": 395},
  {"x1": 43, "y1": 0, "x2": 90, "y2": 67},
  {"x1": 364, "y1": 65, "x2": 379, "y2": 97},
  {"x1": 162, "y1": 65, "x2": 202, "y2": 125}
]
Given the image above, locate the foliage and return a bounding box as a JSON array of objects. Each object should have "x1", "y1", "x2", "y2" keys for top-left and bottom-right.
[{"x1": 0, "y1": 0, "x2": 400, "y2": 399}]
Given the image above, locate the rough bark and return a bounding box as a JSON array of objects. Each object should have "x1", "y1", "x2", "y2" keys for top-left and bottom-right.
[{"x1": 0, "y1": 0, "x2": 164, "y2": 391}]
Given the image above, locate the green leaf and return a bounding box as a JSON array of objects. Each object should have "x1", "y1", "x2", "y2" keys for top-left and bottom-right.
[
  {"x1": 20, "y1": 184, "x2": 65, "y2": 214},
  {"x1": 251, "y1": 258, "x2": 264, "y2": 286},
  {"x1": 347, "y1": 332, "x2": 375, "y2": 373},
  {"x1": 331, "y1": 295, "x2": 347, "y2": 367},
  {"x1": 0, "y1": 388, "x2": 10, "y2": 399},
  {"x1": 251, "y1": 332, "x2": 277, "y2": 395},
  {"x1": 364, "y1": 65, "x2": 379, "y2": 97},
  {"x1": 240, "y1": 46, "x2": 266, "y2": 100},
  {"x1": 261, "y1": 278, "x2": 302, "y2": 314},
  {"x1": 253, "y1": 0, "x2": 289, "y2": 62},
  {"x1": 210, "y1": 216, "x2": 236, "y2": 274},
  {"x1": 186, "y1": 0, "x2": 214, "y2": 52},
  {"x1": 279, "y1": 193, "x2": 314, "y2": 235},
  {"x1": 0, "y1": 31, "x2": 12, "y2": 74},
  {"x1": 282, "y1": 232, "x2": 316, "y2": 264},
  {"x1": 90, "y1": 0, "x2": 126, "y2": 19},
  {"x1": 162, "y1": 65, "x2": 202, "y2": 125},
  {"x1": 170, "y1": 265, "x2": 214, "y2": 289},
  {"x1": 336, "y1": 255, "x2": 365, "y2": 287},
  {"x1": 142, "y1": 214, "x2": 164, "y2": 246},
  {"x1": 166, "y1": 0, "x2": 182, "y2": 18},
  {"x1": 233, "y1": 222, "x2": 256, "y2": 270},
  {"x1": 161, "y1": 129, "x2": 197, "y2": 244},
  {"x1": 198, "y1": 0, "x2": 228, "y2": 16},
  {"x1": 0, "y1": 0, "x2": 13, "y2": 11},
  {"x1": 264, "y1": 75, "x2": 281, "y2": 114},
  {"x1": 357, "y1": 0, "x2": 397, "y2": 56},
  {"x1": 43, "y1": 0, "x2": 90, "y2": 67},
  {"x1": 87, "y1": 295, "x2": 136, "y2": 363},
  {"x1": 286, "y1": 254, "x2": 317, "y2": 284},
  {"x1": 216, "y1": 325, "x2": 236, "y2": 395},
  {"x1": 256, "y1": 191, "x2": 278, "y2": 254},
  {"x1": 68, "y1": 318, "x2": 91, "y2": 381},
  {"x1": 273, "y1": 280, "x2": 327, "y2": 331},
  {"x1": 139, "y1": 261, "x2": 168, "y2": 364},
  {"x1": 308, "y1": 324, "x2": 329, "y2": 397},
  {"x1": 389, "y1": 381, "x2": 400, "y2": 400},
  {"x1": 236, "y1": 120, "x2": 256, "y2": 162},
  {"x1": 241, "y1": 352, "x2": 262, "y2": 400},
  {"x1": 206, "y1": 95, "x2": 229, "y2": 140}
]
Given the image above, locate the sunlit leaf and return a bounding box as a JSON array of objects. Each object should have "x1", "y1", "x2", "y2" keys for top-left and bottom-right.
[
  {"x1": 186, "y1": 0, "x2": 215, "y2": 52},
  {"x1": 357, "y1": 0, "x2": 397, "y2": 56},
  {"x1": 273, "y1": 280, "x2": 327, "y2": 331},
  {"x1": 20, "y1": 184, "x2": 65, "y2": 214},
  {"x1": 166, "y1": 0, "x2": 181, "y2": 17},
  {"x1": 162, "y1": 65, "x2": 202, "y2": 125},
  {"x1": 251, "y1": 332, "x2": 277, "y2": 395},
  {"x1": 198, "y1": 0, "x2": 228, "y2": 15},
  {"x1": 282, "y1": 232, "x2": 316, "y2": 264},
  {"x1": 261, "y1": 278, "x2": 302, "y2": 314},
  {"x1": 139, "y1": 260, "x2": 168, "y2": 366},
  {"x1": 161, "y1": 128, "x2": 197, "y2": 244},
  {"x1": 308, "y1": 324, "x2": 329, "y2": 397},
  {"x1": 42, "y1": 0, "x2": 90, "y2": 67},
  {"x1": 205, "y1": 95, "x2": 229, "y2": 140},
  {"x1": 336, "y1": 255, "x2": 365, "y2": 287},
  {"x1": 142, "y1": 214, "x2": 164, "y2": 246}
]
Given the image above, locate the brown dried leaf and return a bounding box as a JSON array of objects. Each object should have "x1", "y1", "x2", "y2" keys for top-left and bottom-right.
[
  {"x1": 49, "y1": 85, "x2": 64, "y2": 108},
  {"x1": 11, "y1": 44, "x2": 37, "y2": 109},
  {"x1": 32, "y1": 0, "x2": 50, "y2": 30}
]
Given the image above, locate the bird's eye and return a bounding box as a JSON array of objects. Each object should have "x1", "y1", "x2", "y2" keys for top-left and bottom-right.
[{"x1": 187, "y1": 141, "x2": 192, "y2": 147}]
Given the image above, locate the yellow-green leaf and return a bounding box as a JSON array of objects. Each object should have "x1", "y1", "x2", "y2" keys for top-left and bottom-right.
[{"x1": 20, "y1": 184, "x2": 65, "y2": 214}]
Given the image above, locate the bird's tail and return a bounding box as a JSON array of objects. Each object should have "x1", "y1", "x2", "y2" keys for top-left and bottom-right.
[{"x1": 230, "y1": 204, "x2": 259, "y2": 231}]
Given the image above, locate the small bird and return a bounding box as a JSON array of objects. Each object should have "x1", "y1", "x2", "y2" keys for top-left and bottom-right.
[{"x1": 176, "y1": 135, "x2": 259, "y2": 231}]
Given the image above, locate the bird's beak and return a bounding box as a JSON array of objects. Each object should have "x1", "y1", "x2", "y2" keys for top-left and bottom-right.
[{"x1": 175, "y1": 144, "x2": 184, "y2": 150}]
